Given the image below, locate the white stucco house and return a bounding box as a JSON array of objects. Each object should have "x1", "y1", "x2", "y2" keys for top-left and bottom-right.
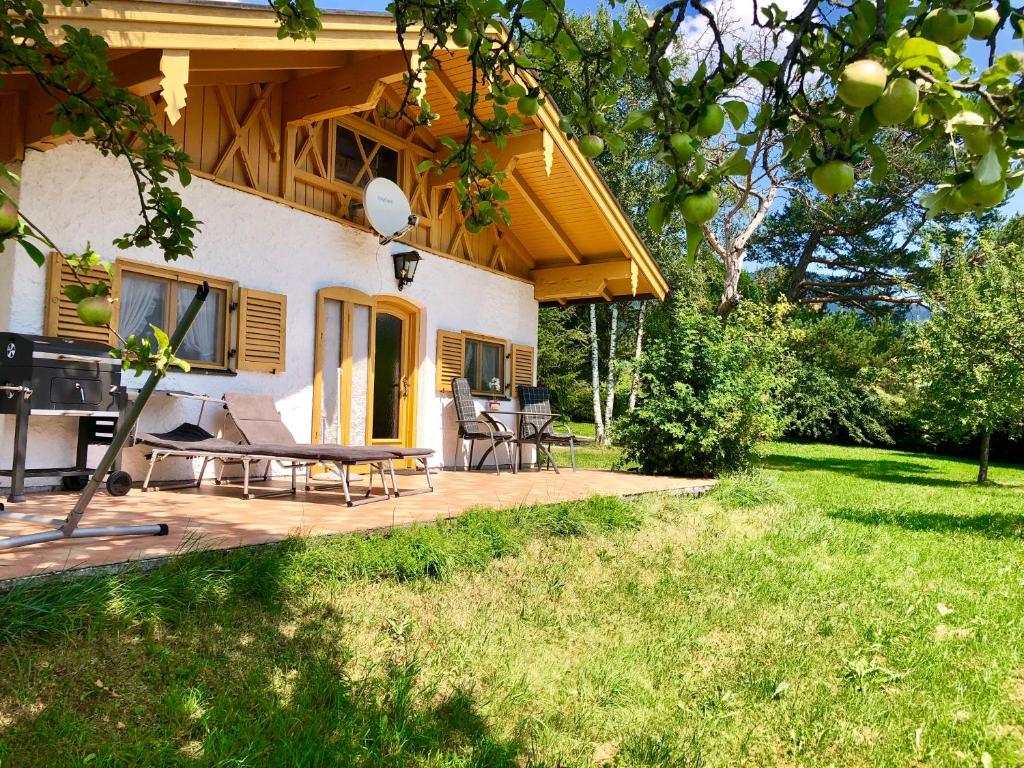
[{"x1": 0, "y1": 0, "x2": 667, "y2": 492}]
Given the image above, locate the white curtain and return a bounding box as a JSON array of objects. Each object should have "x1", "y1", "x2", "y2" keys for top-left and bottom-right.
[
  {"x1": 177, "y1": 285, "x2": 219, "y2": 361},
  {"x1": 119, "y1": 275, "x2": 164, "y2": 341}
]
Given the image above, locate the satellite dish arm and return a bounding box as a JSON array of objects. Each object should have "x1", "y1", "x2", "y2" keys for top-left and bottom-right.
[{"x1": 378, "y1": 214, "x2": 419, "y2": 245}]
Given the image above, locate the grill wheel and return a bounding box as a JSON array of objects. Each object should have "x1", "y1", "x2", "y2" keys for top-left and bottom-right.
[{"x1": 106, "y1": 470, "x2": 133, "y2": 497}]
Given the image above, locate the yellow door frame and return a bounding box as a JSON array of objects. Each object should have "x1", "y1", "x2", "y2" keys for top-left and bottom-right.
[
  {"x1": 372, "y1": 296, "x2": 420, "y2": 458},
  {"x1": 311, "y1": 287, "x2": 378, "y2": 454}
]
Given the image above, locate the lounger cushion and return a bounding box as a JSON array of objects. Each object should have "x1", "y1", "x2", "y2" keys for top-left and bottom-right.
[{"x1": 388, "y1": 447, "x2": 435, "y2": 458}]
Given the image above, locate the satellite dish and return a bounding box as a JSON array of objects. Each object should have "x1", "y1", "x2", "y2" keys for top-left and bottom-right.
[{"x1": 363, "y1": 177, "x2": 418, "y2": 244}]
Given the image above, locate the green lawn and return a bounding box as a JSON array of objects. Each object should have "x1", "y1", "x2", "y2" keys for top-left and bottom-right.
[{"x1": 1, "y1": 442, "x2": 1023, "y2": 766}]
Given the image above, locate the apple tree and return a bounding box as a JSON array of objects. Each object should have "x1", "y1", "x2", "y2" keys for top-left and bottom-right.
[
  {"x1": 390, "y1": 0, "x2": 1023, "y2": 261},
  {"x1": 911, "y1": 238, "x2": 1024, "y2": 483}
]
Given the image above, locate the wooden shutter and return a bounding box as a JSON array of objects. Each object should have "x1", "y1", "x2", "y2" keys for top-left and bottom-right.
[
  {"x1": 44, "y1": 252, "x2": 113, "y2": 344},
  {"x1": 237, "y1": 288, "x2": 287, "y2": 373},
  {"x1": 510, "y1": 344, "x2": 535, "y2": 393},
  {"x1": 436, "y1": 330, "x2": 465, "y2": 392}
]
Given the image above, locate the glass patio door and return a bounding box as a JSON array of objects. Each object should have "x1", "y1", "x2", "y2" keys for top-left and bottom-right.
[
  {"x1": 312, "y1": 288, "x2": 377, "y2": 449},
  {"x1": 371, "y1": 298, "x2": 418, "y2": 450}
]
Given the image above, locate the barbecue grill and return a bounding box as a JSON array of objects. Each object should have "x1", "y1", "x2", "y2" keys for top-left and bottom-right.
[{"x1": 0, "y1": 333, "x2": 132, "y2": 502}]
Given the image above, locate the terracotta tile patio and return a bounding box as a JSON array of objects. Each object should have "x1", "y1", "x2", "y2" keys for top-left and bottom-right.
[{"x1": 0, "y1": 469, "x2": 714, "y2": 582}]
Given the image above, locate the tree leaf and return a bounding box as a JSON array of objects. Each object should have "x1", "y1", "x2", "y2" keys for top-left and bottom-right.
[
  {"x1": 866, "y1": 144, "x2": 889, "y2": 184},
  {"x1": 20, "y1": 239, "x2": 46, "y2": 267},
  {"x1": 974, "y1": 147, "x2": 1002, "y2": 186},
  {"x1": 722, "y1": 101, "x2": 749, "y2": 129},
  {"x1": 895, "y1": 38, "x2": 960, "y2": 72},
  {"x1": 647, "y1": 200, "x2": 667, "y2": 232},
  {"x1": 685, "y1": 221, "x2": 703, "y2": 265},
  {"x1": 63, "y1": 284, "x2": 89, "y2": 303}
]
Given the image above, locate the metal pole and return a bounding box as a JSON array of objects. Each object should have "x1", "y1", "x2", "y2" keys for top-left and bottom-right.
[{"x1": 58, "y1": 283, "x2": 210, "y2": 536}]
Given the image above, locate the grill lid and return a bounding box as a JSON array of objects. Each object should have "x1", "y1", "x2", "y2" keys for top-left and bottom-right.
[{"x1": 0, "y1": 334, "x2": 116, "y2": 367}]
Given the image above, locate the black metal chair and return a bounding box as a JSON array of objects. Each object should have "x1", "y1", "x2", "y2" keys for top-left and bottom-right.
[
  {"x1": 516, "y1": 385, "x2": 583, "y2": 472},
  {"x1": 451, "y1": 377, "x2": 517, "y2": 474}
]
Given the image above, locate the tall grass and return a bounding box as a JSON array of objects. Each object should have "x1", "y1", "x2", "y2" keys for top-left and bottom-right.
[{"x1": 0, "y1": 495, "x2": 643, "y2": 645}]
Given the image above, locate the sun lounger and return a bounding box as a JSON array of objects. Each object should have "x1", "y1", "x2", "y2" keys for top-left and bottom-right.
[
  {"x1": 135, "y1": 392, "x2": 434, "y2": 505},
  {"x1": 221, "y1": 392, "x2": 434, "y2": 498},
  {"x1": 136, "y1": 423, "x2": 399, "y2": 506}
]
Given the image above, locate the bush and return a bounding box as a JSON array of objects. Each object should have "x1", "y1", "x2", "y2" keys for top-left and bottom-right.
[
  {"x1": 781, "y1": 312, "x2": 908, "y2": 446},
  {"x1": 614, "y1": 304, "x2": 789, "y2": 476}
]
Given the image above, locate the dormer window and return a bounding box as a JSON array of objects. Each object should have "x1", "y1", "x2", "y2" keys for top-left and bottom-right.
[{"x1": 334, "y1": 125, "x2": 399, "y2": 186}]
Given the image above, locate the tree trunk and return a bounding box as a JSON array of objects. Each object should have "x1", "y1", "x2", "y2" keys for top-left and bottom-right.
[
  {"x1": 785, "y1": 231, "x2": 823, "y2": 303},
  {"x1": 716, "y1": 247, "x2": 744, "y2": 318},
  {"x1": 590, "y1": 304, "x2": 605, "y2": 445},
  {"x1": 603, "y1": 303, "x2": 619, "y2": 440},
  {"x1": 628, "y1": 301, "x2": 647, "y2": 412},
  {"x1": 978, "y1": 429, "x2": 991, "y2": 484}
]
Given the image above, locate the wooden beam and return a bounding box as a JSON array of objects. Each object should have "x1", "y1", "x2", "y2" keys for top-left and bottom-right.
[
  {"x1": 508, "y1": 169, "x2": 583, "y2": 265},
  {"x1": 282, "y1": 52, "x2": 408, "y2": 125},
  {"x1": 496, "y1": 226, "x2": 535, "y2": 269},
  {"x1": 189, "y1": 50, "x2": 354, "y2": 72},
  {"x1": 189, "y1": 69, "x2": 293, "y2": 86},
  {"x1": 530, "y1": 261, "x2": 632, "y2": 303},
  {"x1": 110, "y1": 49, "x2": 166, "y2": 96},
  {"x1": 335, "y1": 114, "x2": 432, "y2": 158},
  {"x1": 427, "y1": 129, "x2": 547, "y2": 189},
  {"x1": 281, "y1": 123, "x2": 297, "y2": 199},
  {"x1": 23, "y1": 49, "x2": 166, "y2": 146}
]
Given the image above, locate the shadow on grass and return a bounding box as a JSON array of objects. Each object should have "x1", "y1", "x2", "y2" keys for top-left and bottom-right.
[
  {"x1": 0, "y1": 607, "x2": 524, "y2": 767},
  {"x1": 0, "y1": 497, "x2": 647, "y2": 766},
  {"x1": 828, "y1": 506, "x2": 1024, "y2": 539},
  {"x1": 759, "y1": 452, "x2": 987, "y2": 489}
]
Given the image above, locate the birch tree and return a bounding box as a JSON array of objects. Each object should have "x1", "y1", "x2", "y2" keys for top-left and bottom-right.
[
  {"x1": 628, "y1": 302, "x2": 648, "y2": 412},
  {"x1": 603, "y1": 304, "x2": 619, "y2": 438},
  {"x1": 590, "y1": 304, "x2": 605, "y2": 445}
]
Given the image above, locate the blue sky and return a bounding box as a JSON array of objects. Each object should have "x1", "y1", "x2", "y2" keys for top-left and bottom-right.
[{"x1": 322, "y1": 0, "x2": 1023, "y2": 216}]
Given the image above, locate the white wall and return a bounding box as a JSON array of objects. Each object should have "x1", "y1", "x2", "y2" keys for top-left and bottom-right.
[{"x1": 0, "y1": 143, "x2": 538, "y2": 489}]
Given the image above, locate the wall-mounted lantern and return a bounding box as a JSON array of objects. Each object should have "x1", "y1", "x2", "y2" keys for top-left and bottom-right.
[{"x1": 392, "y1": 250, "x2": 421, "y2": 291}]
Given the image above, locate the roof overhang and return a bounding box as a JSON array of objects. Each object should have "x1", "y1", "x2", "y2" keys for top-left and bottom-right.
[{"x1": 23, "y1": 0, "x2": 668, "y2": 304}]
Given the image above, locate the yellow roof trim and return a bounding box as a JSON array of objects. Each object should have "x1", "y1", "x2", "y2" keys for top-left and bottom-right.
[{"x1": 37, "y1": 0, "x2": 668, "y2": 301}]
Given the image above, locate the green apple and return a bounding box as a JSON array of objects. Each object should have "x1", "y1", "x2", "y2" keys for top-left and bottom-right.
[
  {"x1": 837, "y1": 60, "x2": 888, "y2": 108},
  {"x1": 517, "y1": 95, "x2": 540, "y2": 117},
  {"x1": 0, "y1": 200, "x2": 17, "y2": 234},
  {"x1": 694, "y1": 104, "x2": 725, "y2": 137},
  {"x1": 669, "y1": 132, "x2": 694, "y2": 161},
  {"x1": 811, "y1": 160, "x2": 856, "y2": 197},
  {"x1": 970, "y1": 6, "x2": 1000, "y2": 38},
  {"x1": 872, "y1": 78, "x2": 919, "y2": 125},
  {"x1": 577, "y1": 134, "x2": 605, "y2": 158},
  {"x1": 960, "y1": 177, "x2": 1006, "y2": 209},
  {"x1": 557, "y1": 116, "x2": 573, "y2": 134},
  {"x1": 77, "y1": 296, "x2": 113, "y2": 327},
  {"x1": 451, "y1": 26, "x2": 473, "y2": 47},
  {"x1": 921, "y1": 8, "x2": 974, "y2": 44},
  {"x1": 678, "y1": 190, "x2": 720, "y2": 224}
]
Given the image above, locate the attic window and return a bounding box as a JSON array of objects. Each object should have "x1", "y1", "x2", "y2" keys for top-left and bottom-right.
[{"x1": 334, "y1": 125, "x2": 399, "y2": 186}]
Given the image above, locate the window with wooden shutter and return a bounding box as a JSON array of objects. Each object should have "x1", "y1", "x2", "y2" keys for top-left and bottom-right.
[
  {"x1": 510, "y1": 344, "x2": 535, "y2": 393},
  {"x1": 44, "y1": 252, "x2": 114, "y2": 344},
  {"x1": 238, "y1": 288, "x2": 287, "y2": 373},
  {"x1": 436, "y1": 330, "x2": 465, "y2": 392}
]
